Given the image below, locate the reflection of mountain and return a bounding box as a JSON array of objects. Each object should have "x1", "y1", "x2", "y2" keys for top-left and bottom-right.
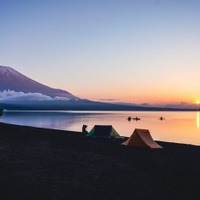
[
  {"x1": 0, "y1": 66, "x2": 78, "y2": 99},
  {"x1": 0, "y1": 111, "x2": 98, "y2": 130},
  {"x1": 0, "y1": 111, "x2": 75, "y2": 130}
]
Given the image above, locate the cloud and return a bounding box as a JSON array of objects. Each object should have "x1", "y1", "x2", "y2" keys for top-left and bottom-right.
[
  {"x1": 54, "y1": 96, "x2": 70, "y2": 100},
  {"x1": 147, "y1": 102, "x2": 199, "y2": 109},
  {"x1": 99, "y1": 98, "x2": 119, "y2": 102},
  {"x1": 116, "y1": 101, "x2": 198, "y2": 109},
  {"x1": 0, "y1": 90, "x2": 70, "y2": 102}
]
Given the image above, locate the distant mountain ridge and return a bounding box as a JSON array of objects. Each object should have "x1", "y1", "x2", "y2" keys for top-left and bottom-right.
[
  {"x1": 0, "y1": 66, "x2": 78, "y2": 99},
  {"x1": 0, "y1": 65, "x2": 197, "y2": 111}
]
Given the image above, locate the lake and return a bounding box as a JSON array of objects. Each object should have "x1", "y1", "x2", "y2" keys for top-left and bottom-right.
[{"x1": 0, "y1": 111, "x2": 200, "y2": 145}]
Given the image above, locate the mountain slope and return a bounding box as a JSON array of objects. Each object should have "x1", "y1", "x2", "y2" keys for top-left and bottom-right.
[
  {"x1": 0, "y1": 66, "x2": 197, "y2": 111},
  {"x1": 0, "y1": 66, "x2": 78, "y2": 99}
]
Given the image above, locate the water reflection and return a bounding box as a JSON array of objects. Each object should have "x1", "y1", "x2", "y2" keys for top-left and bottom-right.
[
  {"x1": 197, "y1": 112, "x2": 200, "y2": 128},
  {"x1": 1, "y1": 111, "x2": 200, "y2": 145},
  {"x1": 0, "y1": 111, "x2": 112, "y2": 132}
]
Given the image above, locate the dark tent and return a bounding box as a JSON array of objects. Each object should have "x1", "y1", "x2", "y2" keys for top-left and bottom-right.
[{"x1": 87, "y1": 125, "x2": 121, "y2": 138}]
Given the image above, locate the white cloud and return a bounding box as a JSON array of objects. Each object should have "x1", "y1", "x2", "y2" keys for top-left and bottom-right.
[{"x1": 0, "y1": 90, "x2": 70, "y2": 102}]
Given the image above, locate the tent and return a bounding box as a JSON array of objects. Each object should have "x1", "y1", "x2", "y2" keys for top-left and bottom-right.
[
  {"x1": 87, "y1": 125, "x2": 121, "y2": 138},
  {"x1": 122, "y1": 128, "x2": 162, "y2": 148}
]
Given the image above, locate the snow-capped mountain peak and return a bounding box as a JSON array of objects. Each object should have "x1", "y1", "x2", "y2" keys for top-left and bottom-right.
[
  {"x1": 0, "y1": 66, "x2": 24, "y2": 79},
  {"x1": 0, "y1": 65, "x2": 78, "y2": 99}
]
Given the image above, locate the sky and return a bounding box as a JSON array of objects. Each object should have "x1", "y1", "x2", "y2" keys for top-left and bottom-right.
[{"x1": 0, "y1": 0, "x2": 200, "y2": 106}]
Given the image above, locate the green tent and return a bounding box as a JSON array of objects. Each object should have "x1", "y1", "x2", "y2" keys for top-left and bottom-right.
[{"x1": 87, "y1": 125, "x2": 121, "y2": 138}]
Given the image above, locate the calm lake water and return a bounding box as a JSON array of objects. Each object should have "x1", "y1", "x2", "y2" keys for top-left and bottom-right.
[{"x1": 1, "y1": 111, "x2": 200, "y2": 145}]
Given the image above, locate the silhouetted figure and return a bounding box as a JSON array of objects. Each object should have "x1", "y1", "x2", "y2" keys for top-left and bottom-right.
[
  {"x1": 159, "y1": 117, "x2": 164, "y2": 120},
  {"x1": 128, "y1": 116, "x2": 131, "y2": 121},
  {"x1": 82, "y1": 125, "x2": 88, "y2": 135}
]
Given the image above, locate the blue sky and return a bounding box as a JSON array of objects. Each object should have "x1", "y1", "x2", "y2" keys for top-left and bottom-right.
[{"x1": 0, "y1": 0, "x2": 200, "y2": 105}]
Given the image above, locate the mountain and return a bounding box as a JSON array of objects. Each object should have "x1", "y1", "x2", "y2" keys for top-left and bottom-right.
[
  {"x1": 0, "y1": 66, "x2": 78, "y2": 99},
  {"x1": 0, "y1": 66, "x2": 197, "y2": 111}
]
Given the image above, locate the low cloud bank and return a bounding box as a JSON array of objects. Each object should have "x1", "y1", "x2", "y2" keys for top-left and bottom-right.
[
  {"x1": 153, "y1": 102, "x2": 199, "y2": 109},
  {"x1": 99, "y1": 98, "x2": 120, "y2": 102},
  {"x1": 109, "y1": 101, "x2": 199, "y2": 110},
  {"x1": 0, "y1": 90, "x2": 70, "y2": 102}
]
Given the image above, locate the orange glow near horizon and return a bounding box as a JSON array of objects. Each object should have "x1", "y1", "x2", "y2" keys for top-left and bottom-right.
[
  {"x1": 71, "y1": 84, "x2": 199, "y2": 105},
  {"x1": 85, "y1": 94, "x2": 197, "y2": 105},
  {"x1": 197, "y1": 112, "x2": 200, "y2": 129}
]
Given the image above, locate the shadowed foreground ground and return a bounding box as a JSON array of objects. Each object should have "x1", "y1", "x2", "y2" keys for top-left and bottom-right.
[{"x1": 1, "y1": 122, "x2": 200, "y2": 200}]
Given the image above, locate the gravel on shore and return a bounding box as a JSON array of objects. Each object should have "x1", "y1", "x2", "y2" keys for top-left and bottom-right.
[{"x1": 1, "y1": 122, "x2": 200, "y2": 200}]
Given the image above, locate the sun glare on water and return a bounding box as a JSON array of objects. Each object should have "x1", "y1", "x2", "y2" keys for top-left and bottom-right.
[{"x1": 197, "y1": 112, "x2": 200, "y2": 128}]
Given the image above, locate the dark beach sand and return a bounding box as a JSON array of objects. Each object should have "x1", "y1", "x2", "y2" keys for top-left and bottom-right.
[{"x1": 1, "y1": 122, "x2": 200, "y2": 200}]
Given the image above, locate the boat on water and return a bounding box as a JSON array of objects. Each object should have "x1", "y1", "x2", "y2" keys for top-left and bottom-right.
[
  {"x1": 127, "y1": 116, "x2": 141, "y2": 121},
  {"x1": 132, "y1": 117, "x2": 140, "y2": 121}
]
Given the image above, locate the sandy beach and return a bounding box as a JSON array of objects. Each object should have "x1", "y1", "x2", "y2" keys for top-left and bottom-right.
[{"x1": 1, "y1": 122, "x2": 200, "y2": 200}]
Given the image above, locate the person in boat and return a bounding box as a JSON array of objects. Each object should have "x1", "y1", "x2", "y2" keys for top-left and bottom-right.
[
  {"x1": 159, "y1": 116, "x2": 164, "y2": 120},
  {"x1": 133, "y1": 117, "x2": 140, "y2": 120}
]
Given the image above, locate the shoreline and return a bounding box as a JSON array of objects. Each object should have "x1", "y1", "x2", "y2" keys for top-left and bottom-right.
[{"x1": 1, "y1": 122, "x2": 200, "y2": 199}]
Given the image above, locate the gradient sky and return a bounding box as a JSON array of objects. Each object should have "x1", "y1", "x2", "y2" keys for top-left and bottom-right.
[{"x1": 0, "y1": 0, "x2": 200, "y2": 105}]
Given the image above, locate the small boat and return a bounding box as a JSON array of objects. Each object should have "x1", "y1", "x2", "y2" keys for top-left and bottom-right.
[
  {"x1": 127, "y1": 116, "x2": 141, "y2": 121},
  {"x1": 132, "y1": 117, "x2": 140, "y2": 121}
]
